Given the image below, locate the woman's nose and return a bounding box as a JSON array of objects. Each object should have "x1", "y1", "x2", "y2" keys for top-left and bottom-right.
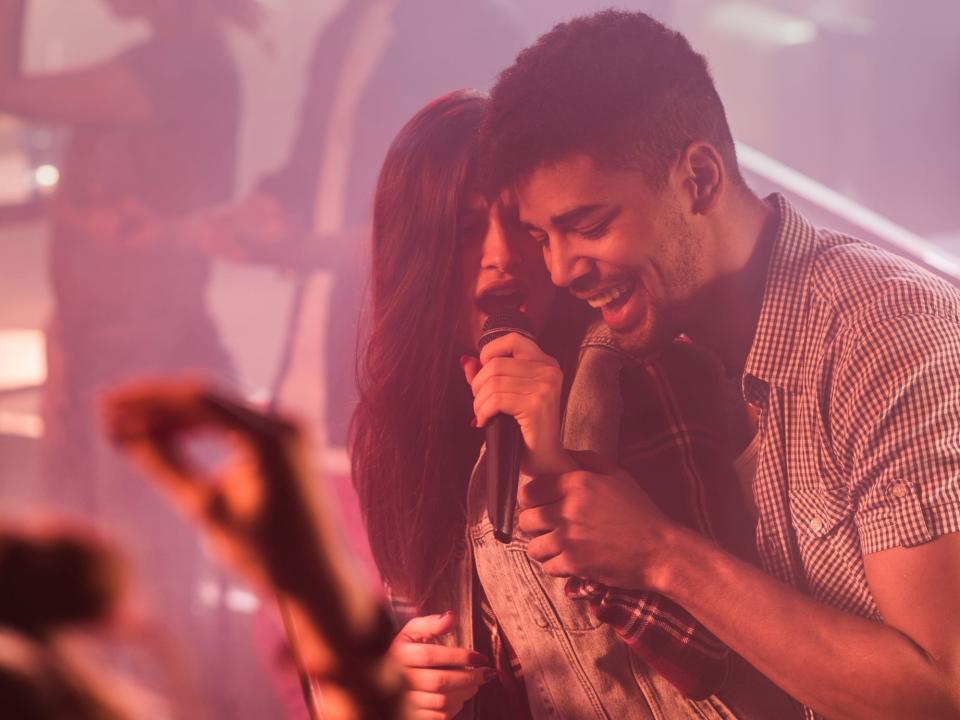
[{"x1": 480, "y1": 205, "x2": 517, "y2": 273}]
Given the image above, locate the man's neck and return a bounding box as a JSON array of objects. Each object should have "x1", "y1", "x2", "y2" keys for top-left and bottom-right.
[{"x1": 687, "y1": 192, "x2": 778, "y2": 379}]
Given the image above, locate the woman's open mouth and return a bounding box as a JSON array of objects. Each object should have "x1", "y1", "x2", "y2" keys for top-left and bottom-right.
[{"x1": 476, "y1": 280, "x2": 528, "y2": 315}]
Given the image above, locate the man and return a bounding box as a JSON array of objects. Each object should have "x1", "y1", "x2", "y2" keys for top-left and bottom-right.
[{"x1": 478, "y1": 10, "x2": 960, "y2": 719}]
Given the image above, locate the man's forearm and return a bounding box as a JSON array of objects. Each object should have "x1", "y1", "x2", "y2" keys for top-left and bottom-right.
[{"x1": 656, "y1": 527, "x2": 959, "y2": 719}]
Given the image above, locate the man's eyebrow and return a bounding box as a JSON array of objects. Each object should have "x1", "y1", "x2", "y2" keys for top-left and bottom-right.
[{"x1": 550, "y1": 204, "x2": 616, "y2": 228}]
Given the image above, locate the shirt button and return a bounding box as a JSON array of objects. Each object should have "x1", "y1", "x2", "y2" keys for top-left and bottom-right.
[
  {"x1": 891, "y1": 482, "x2": 908, "y2": 499},
  {"x1": 809, "y1": 517, "x2": 824, "y2": 534}
]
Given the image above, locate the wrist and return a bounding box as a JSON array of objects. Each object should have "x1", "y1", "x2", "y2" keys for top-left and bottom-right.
[
  {"x1": 534, "y1": 448, "x2": 578, "y2": 475},
  {"x1": 646, "y1": 522, "x2": 711, "y2": 597}
]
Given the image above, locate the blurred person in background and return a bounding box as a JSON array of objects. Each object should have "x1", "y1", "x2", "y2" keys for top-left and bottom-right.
[
  {"x1": 0, "y1": 0, "x2": 259, "y2": 515},
  {"x1": 0, "y1": 0, "x2": 260, "y2": 711},
  {"x1": 200, "y1": 0, "x2": 524, "y2": 460},
  {"x1": 0, "y1": 523, "x2": 162, "y2": 720}
]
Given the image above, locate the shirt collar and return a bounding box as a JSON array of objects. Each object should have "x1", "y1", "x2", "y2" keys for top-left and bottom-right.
[{"x1": 742, "y1": 193, "x2": 822, "y2": 401}]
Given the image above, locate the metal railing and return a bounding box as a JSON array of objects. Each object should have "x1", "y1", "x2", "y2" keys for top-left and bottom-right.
[{"x1": 737, "y1": 142, "x2": 960, "y2": 285}]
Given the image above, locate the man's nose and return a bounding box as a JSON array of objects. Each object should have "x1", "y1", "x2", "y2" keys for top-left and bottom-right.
[{"x1": 547, "y1": 239, "x2": 590, "y2": 288}]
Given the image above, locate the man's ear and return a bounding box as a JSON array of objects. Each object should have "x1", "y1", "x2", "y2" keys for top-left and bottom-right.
[{"x1": 676, "y1": 141, "x2": 724, "y2": 215}]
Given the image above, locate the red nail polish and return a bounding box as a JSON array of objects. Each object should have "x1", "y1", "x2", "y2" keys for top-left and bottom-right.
[
  {"x1": 459, "y1": 355, "x2": 471, "y2": 368},
  {"x1": 469, "y1": 651, "x2": 490, "y2": 666}
]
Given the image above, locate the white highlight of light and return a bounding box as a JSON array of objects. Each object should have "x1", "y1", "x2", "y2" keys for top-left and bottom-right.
[
  {"x1": 0, "y1": 412, "x2": 44, "y2": 439},
  {"x1": 324, "y1": 447, "x2": 350, "y2": 475},
  {"x1": 736, "y1": 142, "x2": 960, "y2": 279},
  {"x1": 0, "y1": 329, "x2": 46, "y2": 391},
  {"x1": 198, "y1": 578, "x2": 221, "y2": 608},
  {"x1": 0, "y1": 153, "x2": 32, "y2": 205},
  {"x1": 225, "y1": 587, "x2": 261, "y2": 614},
  {"x1": 197, "y1": 579, "x2": 261, "y2": 614},
  {"x1": 33, "y1": 164, "x2": 60, "y2": 189},
  {"x1": 708, "y1": 3, "x2": 818, "y2": 48}
]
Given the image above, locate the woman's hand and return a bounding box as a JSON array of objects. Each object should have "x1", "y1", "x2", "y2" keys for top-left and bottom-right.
[
  {"x1": 392, "y1": 612, "x2": 493, "y2": 720},
  {"x1": 463, "y1": 332, "x2": 576, "y2": 476}
]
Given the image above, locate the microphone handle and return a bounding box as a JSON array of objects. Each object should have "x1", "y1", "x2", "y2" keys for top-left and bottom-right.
[{"x1": 486, "y1": 412, "x2": 523, "y2": 543}]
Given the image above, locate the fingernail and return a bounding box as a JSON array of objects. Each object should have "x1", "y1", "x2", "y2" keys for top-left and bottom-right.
[
  {"x1": 441, "y1": 610, "x2": 455, "y2": 619},
  {"x1": 470, "y1": 417, "x2": 478, "y2": 428},
  {"x1": 468, "y1": 651, "x2": 490, "y2": 666},
  {"x1": 459, "y1": 355, "x2": 472, "y2": 368}
]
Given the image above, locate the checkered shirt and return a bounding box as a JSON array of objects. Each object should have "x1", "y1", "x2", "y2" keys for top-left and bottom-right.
[{"x1": 743, "y1": 194, "x2": 960, "y2": 718}]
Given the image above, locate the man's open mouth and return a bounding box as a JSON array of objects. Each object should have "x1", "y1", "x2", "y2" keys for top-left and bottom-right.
[{"x1": 583, "y1": 279, "x2": 635, "y2": 311}]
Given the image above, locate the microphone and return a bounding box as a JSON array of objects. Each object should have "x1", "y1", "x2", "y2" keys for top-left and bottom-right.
[{"x1": 478, "y1": 309, "x2": 535, "y2": 544}]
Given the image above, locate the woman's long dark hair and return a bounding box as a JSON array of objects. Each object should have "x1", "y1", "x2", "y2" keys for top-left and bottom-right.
[
  {"x1": 351, "y1": 91, "x2": 486, "y2": 608},
  {"x1": 350, "y1": 90, "x2": 591, "y2": 608}
]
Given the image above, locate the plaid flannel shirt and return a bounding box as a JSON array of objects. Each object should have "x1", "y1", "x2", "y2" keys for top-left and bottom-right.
[{"x1": 564, "y1": 332, "x2": 754, "y2": 701}]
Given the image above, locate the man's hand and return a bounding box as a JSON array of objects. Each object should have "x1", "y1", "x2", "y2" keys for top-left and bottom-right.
[
  {"x1": 188, "y1": 191, "x2": 298, "y2": 263},
  {"x1": 55, "y1": 195, "x2": 166, "y2": 250},
  {"x1": 392, "y1": 612, "x2": 494, "y2": 720},
  {"x1": 463, "y1": 332, "x2": 575, "y2": 476},
  {"x1": 517, "y1": 451, "x2": 676, "y2": 590}
]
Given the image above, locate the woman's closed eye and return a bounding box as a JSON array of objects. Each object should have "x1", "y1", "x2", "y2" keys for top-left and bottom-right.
[{"x1": 458, "y1": 213, "x2": 489, "y2": 245}]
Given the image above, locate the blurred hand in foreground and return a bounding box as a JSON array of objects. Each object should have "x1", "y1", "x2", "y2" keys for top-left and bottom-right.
[{"x1": 103, "y1": 379, "x2": 402, "y2": 720}]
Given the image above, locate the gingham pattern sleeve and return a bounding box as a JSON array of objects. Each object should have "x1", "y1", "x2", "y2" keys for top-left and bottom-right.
[{"x1": 834, "y1": 311, "x2": 960, "y2": 554}]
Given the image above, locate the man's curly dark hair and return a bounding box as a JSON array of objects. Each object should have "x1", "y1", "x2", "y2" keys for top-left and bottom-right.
[{"x1": 482, "y1": 10, "x2": 743, "y2": 192}]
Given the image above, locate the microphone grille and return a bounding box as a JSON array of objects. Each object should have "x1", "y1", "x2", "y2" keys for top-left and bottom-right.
[{"x1": 478, "y1": 309, "x2": 535, "y2": 350}]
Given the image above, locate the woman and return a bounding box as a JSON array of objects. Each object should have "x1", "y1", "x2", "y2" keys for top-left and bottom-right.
[{"x1": 350, "y1": 90, "x2": 592, "y2": 718}]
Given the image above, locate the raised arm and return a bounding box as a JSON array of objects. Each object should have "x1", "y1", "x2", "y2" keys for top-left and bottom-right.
[
  {"x1": 103, "y1": 380, "x2": 403, "y2": 720},
  {"x1": 0, "y1": 62, "x2": 154, "y2": 125},
  {"x1": 0, "y1": 2, "x2": 153, "y2": 126}
]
